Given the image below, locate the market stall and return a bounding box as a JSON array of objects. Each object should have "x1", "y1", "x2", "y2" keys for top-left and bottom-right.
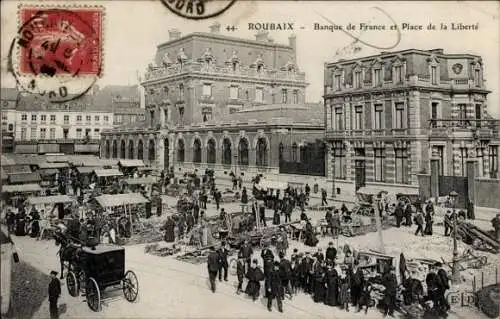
[
  {"x1": 24, "y1": 195, "x2": 76, "y2": 239},
  {"x1": 118, "y1": 159, "x2": 145, "y2": 176},
  {"x1": 123, "y1": 177, "x2": 157, "y2": 194},
  {"x1": 93, "y1": 169, "x2": 124, "y2": 193},
  {"x1": 7, "y1": 172, "x2": 42, "y2": 185},
  {"x1": 2, "y1": 184, "x2": 43, "y2": 207}
]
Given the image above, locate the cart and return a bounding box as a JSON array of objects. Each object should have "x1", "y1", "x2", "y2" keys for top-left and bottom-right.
[
  {"x1": 356, "y1": 250, "x2": 395, "y2": 274},
  {"x1": 65, "y1": 245, "x2": 139, "y2": 312}
]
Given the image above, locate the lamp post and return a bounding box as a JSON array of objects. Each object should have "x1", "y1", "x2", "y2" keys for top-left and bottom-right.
[{"x1": 449, "y1": 190, "x2": 461, "y2": 284}]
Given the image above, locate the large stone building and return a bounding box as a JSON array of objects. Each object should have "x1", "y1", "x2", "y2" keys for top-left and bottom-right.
[
  {"x1": 1, "y1": 88, "x2": 18, "y2": 153},
  {"x1": 324, "y1": 48, "x2": 500, "y2": 199},
  {"x1": 101, "y1": 25, "x2": 326, "y2": 184}
]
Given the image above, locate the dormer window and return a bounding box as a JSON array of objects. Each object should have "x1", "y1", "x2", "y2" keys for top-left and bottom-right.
[
  {"x1": 431, "y1": 66, "x2": 437, "y2": 85},
  {"x1": 335, "y1": 74, "x2": 341, "y2": 90},
  {"x1": 232, "y1": 61, "x2": 238, "y2": 71},
  {"x1": 373, "y1": 69, "x2": 381, "y2": 86},
  {"x1": 354, "y1": 71, "x2": 362, "y2": 88},
  {"x1": 474, "y1": 68, "x2": 481, "y2": 86},
  {"x1": 394, "y1": 65, "x2": 402, "y2": 83},
  {"x1": 257, "y1": 64, "x2": 263, "y2": 72}
]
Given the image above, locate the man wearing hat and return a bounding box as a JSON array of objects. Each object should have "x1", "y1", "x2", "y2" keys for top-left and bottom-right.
[
  {"x1": 48, "y1": 270, "x2": 61, "y2": 319},
  {"x1": 207, "y1": 246, "x2": 220, "y2": 293},
  {"x1": 265, "y1": 261, "x2": 284, "y2": 312},
  {"x1": 239, "y1": 240, "x2": 253, "y2": 271},
  {"x1": 325, "y1": 242, "x2": 337, "y2": 265},
  {"x1": 236, "y1": 253, "x2": 246, "y2": 294},
  {"x1": 382, "y1": 266, "x2": 398, "y2": 317}
]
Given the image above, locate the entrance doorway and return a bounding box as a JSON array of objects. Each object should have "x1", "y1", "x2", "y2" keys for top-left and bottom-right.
[{"x1": 355, "y1": 160, "x2": 366, "y2": 191}]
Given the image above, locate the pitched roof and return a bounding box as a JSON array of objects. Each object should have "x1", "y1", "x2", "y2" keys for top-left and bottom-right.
[{"x1": 1, "y1": 88, "x2": 18, "y2": 101}]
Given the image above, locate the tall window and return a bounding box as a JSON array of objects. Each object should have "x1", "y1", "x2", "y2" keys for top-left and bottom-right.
[
  {"x1": 230, "y1": 86, "x2": 239, "y2": 99},
  {"x1": 150, "y1": 110, "x2": 155, "y2": 127},
  {"x1": 459, "y1": 147, "x2": 468, "y2": 176},
  {"x1": 49, "y1": 128, "x2": 56, "y2": 139},
  {"x1": 40, "y1": 115, "x2": 47, "y2": 123},
  {"x1": 76, "y1": 128, "x2": 82, "y2": 139},
  {"x1": 474, "y1": 69, "x2": 481, "y2": 86},
  {"x1": 354, "y1": 105, "x2": 363, "y2": 130},
  {"x1": 40, "y1": 128, "x2": 46, "y2": 139},
  {"x1": 193, "y1": 139, "x2": 202, "y2": 163},
  {"x1": 458, "y1": 104, "x2": 467, "y2": 119},
  {"x1": 207, "y1": 139, "x2": 216, "y2": 164},
  {"x1": 282, "y1": 89, "x2": 288, "y2": 103},
  {"x1": 373, "y1": 69, "x2": 381, "y2": 86},
  {"x1": 177, "y1": 139, "x2": 185, "y2": 163},
  {"x1": 293, "y1": 90, "x2": 298, "y2": 104},
  {"x1": 475, "y1": 104, "x2": 482, "y2": 128},
  {"x1": 394, "y1": 102, "x2": 405, "y2": 129},
  {"x1": 291, "y1": 143, "x2": 298, "y2": 162},
  {"x1": 333, "y1": 147, "x2": 345, "y2": 179},
  {"x1": 395, "y1": 148, "x2": 408, "y2": 184},
  {"x1": 374, "y1": 104, "x2": 384, "y2": 129},
  {"x1": 31, "y1": 114, "x2": 37, "y2": 122},
  {"x1": 21, "y1": 114, "x2": 27, "y2": 121},
  {"x1": 148, "y1": 140, "x2": 155, "y2": 161},
  {"x1": 222, "y1": 138, "x2": 232, "y2": 165},
  {"x1": 374, "y1": 148, "x2": 385, "y2": 182},
  {"x1": 202, "y1": 84, "x2": 212, "y2": 97},
  {"x1": 30, "y1": 127, "x2": 36, "y2": 140},
  {"x1": 21, "y1": 128, "x2": 27, "y2": 140},
  {"x1": 137, "y1": 140, "x2": 143, "y2": 160},
  {"x1": 256, "y1": 138, "x2": 268, "y2": 167},
  {"x1": 354, "y1": 71, "x2": 362, "y2": 88},
  {"x1": 335, "y1": 106, "x2": 343, "y2": 130},
  {"x1": 50, "y1": 115, "x2": 56, "y2": 123},
  {"x1": 86, "y1": 115, "x2": 91, "y2": 123},
  {"x1": 238, "y1": 138, "x2": 249, "y2": 166},
  {"x1": 279, "y1": 143, "x2": 284, "y2": 161},
  {"x1": 490, "y1": 146, "x2": 498, "y2": 178},
  {"x1": 394, "y1": 66, "x2": 402, "y2": 83},
  {"x1": 128, "y1": 140, "x2": 135, "y2": 159},
  {"x1": 112, "y1": 140, "x2": 118, "y2": 158},
  {"x1": 476, "y1": 148, "x2": 484, "y2": 177},
  {"x1": 179, "y1": 84, "x2": 184, "y2": 101},
  {"x1": 105, "y1": 140, "x2": 110, "y2": 158},
  {"x1": 120, "y1": 140, "x2": 126, "y2": 159},
  {"x1": 202, "y1": 109, "x2": 212, "y2": 122},
  {"x1": 76, "y1": 115, "x2": 81, "y2": 122},
  {"x1": 431, "y1": 66, "x2": 437, "y2": 85},
  {"x1": 431, "y1": 102, "x2": 438, "y2": 128},
  {"x1": 335, "y1": 75, "x2": 341, "y2": 90},
  {"x1": 435, "y1": 146, "x2": 444, "y2": 175},
  {"x1": 255, "y1": 88, "x2": 263, "y2": 102}
]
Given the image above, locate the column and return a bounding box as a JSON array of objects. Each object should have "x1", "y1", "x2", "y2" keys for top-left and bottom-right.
[
  {"x1": 467, "y1": 159, "x2": 478, "y2": 204},
  {"x1": 430, "y1": 157, "x2": 440, "y2": 200}
]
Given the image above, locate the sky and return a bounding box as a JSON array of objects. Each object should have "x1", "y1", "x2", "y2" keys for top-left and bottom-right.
[{"x1": 1, "y1": 0, "x2": 499, "y2": 117}]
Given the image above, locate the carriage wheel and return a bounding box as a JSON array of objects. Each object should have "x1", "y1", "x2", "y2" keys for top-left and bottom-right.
[
  {"x1": 66, "y1": 271, "x2": 79, "y2": 297},
  {"x1": 122, "y1": 270, "x2": 139, "y2": 302},
  {"x1": 85, "y1": 278, "x2": 101, "y2": 312}
]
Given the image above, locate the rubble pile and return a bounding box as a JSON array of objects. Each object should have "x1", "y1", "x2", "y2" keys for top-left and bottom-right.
[
  {"x1": 176, "y1": 247, "x2": 236, "y2": 264},
  {"x1": 119, "y1": 217, "x2": 165, "y2": 245},
  {"x1": 144, "y1": 243, "x2": 181, "y2": 257}
]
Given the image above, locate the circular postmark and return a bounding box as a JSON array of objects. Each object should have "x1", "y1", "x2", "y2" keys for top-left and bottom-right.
[
  {"x1": 161, "y1": 0, "x2": 237, "y2": 20},
  {"x1": 9, "y1": 7, "x2": 103, "y2": 103}
]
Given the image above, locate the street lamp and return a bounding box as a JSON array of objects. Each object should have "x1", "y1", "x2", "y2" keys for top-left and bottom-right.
[{"x1": 449, "y1": 190, "x2": 461, "y2": 284}]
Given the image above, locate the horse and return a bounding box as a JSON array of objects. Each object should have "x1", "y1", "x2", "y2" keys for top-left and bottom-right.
[{"x1": 54, "y1": 230, "x2": 82, "y2": 279}]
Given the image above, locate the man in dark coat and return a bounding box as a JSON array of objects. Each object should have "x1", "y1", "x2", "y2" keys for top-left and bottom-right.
[
  {"x1": 162, "y1": 217, "x2": 176, "y2": 242},
  {"x1": 426, "y1": 265, "x2": 441, "y2": 311},
  {"x1": 217, "y1": 242, "x2": 229, "y2": 281},
  {"x1": 404, "y1": 204, "x2": 413, "y2": 226},
  {"x1": 325, "y1": 242, "x2": 337, "y2": 265},
  {"x1": 239, "y1": 240, "x2": 253, "y2": 271},
  {"x1": 424, "y1": 211, "x2": 434, "y2": 235},
  {"x1": 394, "y1": 203, "x2": 404, "y2": 228},
  {"x1": 321, "y1": 189, "x2": 328, "y2": 206},
  {"x1": 444, "y1": 210, "x2": 453, "y2": 236},
  {"x1": 236, "y1": 254, "x2": 246, "y2": 294},
  {"x1": 325, "y1": 208, "x2": 333, "y2": 235},
  {"x1": 214, "y1": 189, "x2": 222, "y2": 210},
  {"x1": 261, "y1": 244, "x2": 275, "y2": 276},
  {"x1": 436, "y1": 263, "x2": 450, "y2": 312},
  {"x1": 207, "y1": 246, "x2": 220, "y2": 292},
  {"x1": 382, "y1": 266, "x2": 398, "y2": 317},
  {"x1": 246, "y1": 259, "x2": 265, "y2": 301},
  {"x1": 312, "y1": 258, "x2": 326, "y2": 303},
  {"x1": 324, "y1": 263, "x2": 339, "y2": 306},
  {"x1": 414, "y1": 211, "x2": 425, "y2": 236},
  {"x1": 193, "y1": 202, "x2": 200, "y2": 224},
  {"x1": 259, "y1": 203, "x2": 267, "y2": 227},
  {"x1": 351, "y1": 265, "x2": 364, "y2": 310},
  {"x1": 278, "y1": 252, "x2": 292, "y2": 299},
  {"x1": 48, "y1": 270, "x2": 61, "y2": 319},
  {"x1": 313, "y1": 248, "x2": 325, "y2": 263},
  {"x1": 266, "y1": 261, "x2": 284, "y2": 312}
]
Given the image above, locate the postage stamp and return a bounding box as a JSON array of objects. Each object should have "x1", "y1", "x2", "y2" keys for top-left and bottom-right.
[
  {"x1": 161, "y1": 0, "x2": 236, "y2": 20},
  {"x1": 9, "y1": 5, "x2": 104, "y2": 102}
]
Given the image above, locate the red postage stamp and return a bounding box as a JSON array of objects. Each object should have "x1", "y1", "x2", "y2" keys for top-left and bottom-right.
[{"x1": 17, "y1": 6, "x2": 103, "y2": 77}]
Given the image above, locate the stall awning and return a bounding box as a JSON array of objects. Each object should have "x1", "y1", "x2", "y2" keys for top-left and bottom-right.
[
  {"x1": 2, "y1": 165, "x2": 32, "y2": 174},
  {"x1": 356, "y1": 187, "x2": 389, "y2": 196},
  {"x1": 74, "y1": 144, "x2": 100, "y2": 153},
  {"x1": 38, "y1": 144, "x2": 60, "y2": 154},
  {"x1": 38, "y1": 162, "x2": 69, "y2": 169},
  {"x1": 95, "y1": 193, "x2": 149, "y2": 207},
  {"x1": 118, "y1": 159, "x2": 145, "y2": 168},
  {"x1": 46, "y1": 155, "x2": 69, "y2": 163},
  {"x1": 8, "y1": 172, "x2": 42, "y2": 184},
  {"x1": 2, "y1": 184, "x2": 42, "y2": 193},
  {"x1": 26, "y1": 195, "x2": 73, "y2": 205},
  {"x1": 76, "y1": 166, "x2": 103, "y2": 174},
  {"x1": 1, "y1": 155, "x2": 16, "y2": 166},
  {"x1": 124, "y1": 177, "x2": 157, "y2": 185},
  {"x1": 94, "y1": 169, "x2": 123, "y2": 177},
  {"x1": 257, "y1": 179, "x2": 288, "y2": 190},
  {"x1": 14, "y1": 144, "x2": 38, "y2": 154},
  {"x1": 39, "y1": 168, "x2": 59, "y2": 176}
]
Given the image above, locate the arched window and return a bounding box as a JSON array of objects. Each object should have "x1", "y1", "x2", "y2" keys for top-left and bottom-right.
[
  {"x1": 256, "y1": 138, "x2": 268, "y2": 167},
  {"x1": 120, "y1": 140, "x2": 126, "y2": 159},
  {"x1": 193, "y1": 139, "x2": 202, "y2": 163},
  {"x1": 279, "y1": 143, "x2": 284, "y2": 161},
  {"x1": 207, "y1": 139, "x2": 216, "y2": 164},
  {"x1": 128, "y1": 140, "x2": 134, "y2": 159},
  {"x1": 148, "y1": 140, "x2": 155, "y2": 161},
  {"x1": 177, "y1": 139, "x2": 185, "y2": 163},
  {"x1": 291, "y1": 143, "x2": 298, "y2": 162},
  {"x1": 238, "y1": 138, "x2": 249, "y2": 166},
  {"x1": 222, "y1": 138, "x2": 232, "y2": 165},
  {"x1": 112, "y1": 140, "x2": 118, "y2": 158},
  {"x1": 137, "y1": 140, "x2": 144, "y2": 160},
  {"x1": 105, "y1": 140, "x2": 110, "y2": 159}
]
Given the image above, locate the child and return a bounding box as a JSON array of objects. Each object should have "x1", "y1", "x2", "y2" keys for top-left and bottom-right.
[{"x1": 236, "y1": 254, "x2": 246, "y2": 294}]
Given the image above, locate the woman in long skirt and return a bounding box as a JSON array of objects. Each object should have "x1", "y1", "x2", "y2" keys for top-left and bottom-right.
[{"x1": 339, "y1": 267, "x2": 351, "y2": 311}]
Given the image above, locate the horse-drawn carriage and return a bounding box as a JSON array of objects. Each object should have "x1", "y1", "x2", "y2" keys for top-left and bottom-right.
[{"x1": 64, "y1": 244, "x2": 139, "y2": 312}]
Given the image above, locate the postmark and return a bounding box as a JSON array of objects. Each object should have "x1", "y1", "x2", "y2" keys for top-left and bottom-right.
[
  {"x1": 161, "y1": 0, "x2": 237, "y2": 20},
  {"x1": 8, "y1": 5, "x2": 104, "y2": 103}
]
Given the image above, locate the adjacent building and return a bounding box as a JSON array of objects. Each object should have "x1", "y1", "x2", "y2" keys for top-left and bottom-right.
[
  {"x1": 324, "y1": 48, "x2": 500, "y2": 198},
  {"x1": 101, "y1": 25, "x2": 326, "y2": 183},
  {"x1": 1, "y1": 88, "x2": 18, "y2": 153}
]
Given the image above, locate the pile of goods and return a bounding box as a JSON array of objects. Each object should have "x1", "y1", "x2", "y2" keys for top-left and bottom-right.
[
  {"x1": 118, "y1": 217, "x2": 164, "y2": 245},
  {"x1": 144, "y1": 243, "x2": 181, "y2": 257},
  {"x1": 176, "y1": 246, "x2": 234, "y2": 264},
  {"x1": 457, "y1": 222, "x2": 500, "y2": 253}
]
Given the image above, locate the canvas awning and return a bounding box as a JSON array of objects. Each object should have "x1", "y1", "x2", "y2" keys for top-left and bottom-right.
[
  {"x1": 76, "y1": 166, "x2": 103, "y2": 174},
  {"x1": 39, "y1": 168, "x2": 59, "y2": 176},
  {"x1": 38, "y1": 162, "x2": 69, "y2": 169},
  {"x1": 118, "y1": 159, "x2": 145, "y2": 168},
  {"x1": 2, "y1": 165, "x2": 32, "y2": 174},
  {"x1": 8, "y1": 172, "x2": 42, "y2": 184},
  {"x1": 94, "y1": 169, "x2": 123, "y2": 177},
  {"x1": 9, "y1": 155, "x2": 45, "y2": 165},
  {"x1": 124, "y1": 177, "x2": 157, "y2": 185},
  {"x1": 26, "y1": 195, "x2": 74, "y2": 205},
  {"x1": 46, "y1": 155, "x2": 69, "y2": 163},
  {"x1": 38, "y1": 144, "x2": 60, "y2": 154},
  {"x1": 1, "y1": 155, "x2": 16, "y2": 166},
  {"x1": 94, "y1": 193, "x2": 149, "y2": 207},
  {"x1": 356, "y1": 187, "x2": 388, "y2": 196},
  {"x1": 256, "y1": 179, "x2": 288, "y2": 190},
  {"x1": 14, "y1": 144, "x2": 38, "y2": 154},
  {"x1": 74, "y1": 144, "x2": 100, "y2": 153},
  {"x1": 2, "y1": 184, "x2": 42, "y2": 193}
]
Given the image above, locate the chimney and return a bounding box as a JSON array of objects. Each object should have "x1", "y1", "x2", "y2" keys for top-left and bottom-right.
[
  {"x1": 209, "y1": 22, "x2": 221, "y2": 34},
  {"x1": 169, "y1": 29, "x2": 181, "y2": 40},
  {"x1": 255, "y1": 31, "x2": 268, "y2": 42}
]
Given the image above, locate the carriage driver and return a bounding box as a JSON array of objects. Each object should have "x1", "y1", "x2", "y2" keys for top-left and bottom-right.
[{"x1": 48, "y1": 270, "x2": 61, "y2": 319}]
